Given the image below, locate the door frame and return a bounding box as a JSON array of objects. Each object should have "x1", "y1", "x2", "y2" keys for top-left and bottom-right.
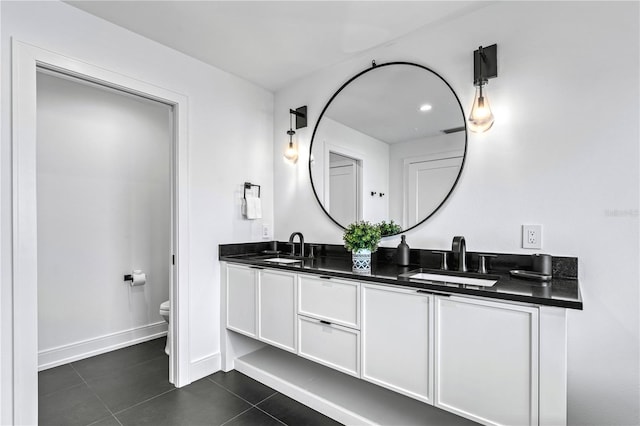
[
  {"x1": 11, "y1": 40, "x2": 191, "y2": 424},
  {"x1": 323, "y1": 143, "x2": 363, "y2": 223}
]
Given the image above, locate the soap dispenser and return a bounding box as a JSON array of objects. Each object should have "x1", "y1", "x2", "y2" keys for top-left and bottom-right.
[{"x1": 397, "y1": 235, "x2": 410, "y2": 266}]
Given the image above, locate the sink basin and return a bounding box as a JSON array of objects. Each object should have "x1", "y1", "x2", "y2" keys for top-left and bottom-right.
[
  {"x1": 262, "y1": 257, "x2": 303, "y2": 264},
  {"x1": 400, "y1": 270, "x2": 498, "y2": 287}
]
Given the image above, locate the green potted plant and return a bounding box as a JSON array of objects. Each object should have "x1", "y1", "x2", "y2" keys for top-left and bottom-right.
[
  {"x1": 378, "y1": 220, "x2": 402, "y2": 237},
  {"x1": 343, "y1": 221, "x2": 382, "y2": 272}
]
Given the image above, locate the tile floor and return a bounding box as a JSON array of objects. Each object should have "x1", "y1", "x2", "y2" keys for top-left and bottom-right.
[{"x1": 38, "y1": 338, "x2": 342, "y2": 426}]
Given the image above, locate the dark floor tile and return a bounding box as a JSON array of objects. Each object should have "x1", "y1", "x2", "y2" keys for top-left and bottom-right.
[
  {"x1": 73, "y1": 338, "x2": 167, "y2": 381},
  {"x1": 88, "y1": 414, "x2": 122, "y2": 426},
  {"x1": 87, "y1": 355, "x2": 173, "y2": 413},
  {"x1": 39, "y1": 363, "x2": 84, "y2": 396},
  {"x1": 39, "y1": 383, "x2": 111, "y2": 426},
  {"x1": 115, "y1": 377, "x2": 250, "y2": 426},
  {"x1": 257, "y1": 393, "x2": 342, "y2": 426},
  {"x1": 209, "y1": 370, "x2": 277, "y2": 404},
  {"x1": 223, "y1": 408, "x2": 284, "y2": 426}
]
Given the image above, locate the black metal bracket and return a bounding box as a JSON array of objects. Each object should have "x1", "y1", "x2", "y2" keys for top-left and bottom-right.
[
  {"x1": 243, "y1": 182, "x2": 261, "y2": 199},
  {"x1": 124, "y1": 274, "x2": 133, "y2": 281},
  {"x1": 289, "y1": 106, "x2": 307, "y2": 129},
  {"x1": 474, "y1": 44, "x2": 498, "y2": 85}
]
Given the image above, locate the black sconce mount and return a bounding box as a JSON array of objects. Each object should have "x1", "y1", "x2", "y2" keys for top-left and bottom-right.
[
  {"x1": 473, "y1": 44, "x2": 498, "y2": 86},
  {"x1": 289, "y1": 106, "x2": 307, "y2": 130}
]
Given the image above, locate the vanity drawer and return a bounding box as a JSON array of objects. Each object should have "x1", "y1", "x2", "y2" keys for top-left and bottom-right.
[
  {"x1": 297, "y1": 315, "x2": 360, "y2": 377},
  {"x1": 298, "y1": 274, "x2": 360, "y2": 329}
]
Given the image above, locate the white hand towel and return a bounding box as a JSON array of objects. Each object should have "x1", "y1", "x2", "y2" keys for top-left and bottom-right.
[{"x1": 245, "y1": 196, "x2": 262, "y2": 219}]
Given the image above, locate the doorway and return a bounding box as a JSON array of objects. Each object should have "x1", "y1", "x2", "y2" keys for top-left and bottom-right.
[
  {"x1": 328, "y1": 151, "x2": 362, "y2": 225},
  {"x1": 11, "y1": 41, "x2": 190, "y2": 424},
  {"x1": 35, "y1": 69, "x2": 172, "y2": 370}
]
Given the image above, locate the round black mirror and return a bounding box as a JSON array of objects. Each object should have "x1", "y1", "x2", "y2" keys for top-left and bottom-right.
[{"x1": 309, "y1": 62, "x2": 467, "y2": 236}]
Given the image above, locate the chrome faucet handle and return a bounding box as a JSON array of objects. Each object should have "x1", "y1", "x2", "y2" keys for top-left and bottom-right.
[
  {"x1": 432, "y1": 251, "x2": 449, "y2": 271},
  {"x1": 477, "y1": 253, "x2": 497, "y2": 274}
]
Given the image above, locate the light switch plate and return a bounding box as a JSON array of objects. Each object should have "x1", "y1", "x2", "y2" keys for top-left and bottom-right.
[{"x1": 522, "y1": 224, "x2": 542, "y2": 249}]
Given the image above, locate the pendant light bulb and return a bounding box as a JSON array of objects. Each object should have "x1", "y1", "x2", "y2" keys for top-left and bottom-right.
[
  {"x1": 284, "y1": 129, "x2": 298, "y2": 163},
  {"x1": 468, "y1": 84, "x2": 495, "y2": 133}
]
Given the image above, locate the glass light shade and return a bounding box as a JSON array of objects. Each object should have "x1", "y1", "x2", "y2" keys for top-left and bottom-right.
[
  {"x1": 468, "y1": 85, "x2": 494, "y2": 133},
  {"x1": 284, "y1": 141, "x2": 298, "y2": 163}
]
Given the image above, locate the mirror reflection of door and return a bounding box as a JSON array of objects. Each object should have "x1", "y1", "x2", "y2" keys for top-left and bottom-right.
[
  {"x1": 329, "y1": 152, "x2": 361, "y2": 225},
  {"x1": 406, "y1": 155, "x2": 462, "y2": 227}
]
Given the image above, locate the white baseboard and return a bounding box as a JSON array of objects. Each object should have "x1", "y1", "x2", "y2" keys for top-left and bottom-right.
[
  {"x1": 38, "y1": 321, "x2": 168, "y2": 371},
  {"x1": 190, "y1": 352, "x2": 221, "y2": 383}
]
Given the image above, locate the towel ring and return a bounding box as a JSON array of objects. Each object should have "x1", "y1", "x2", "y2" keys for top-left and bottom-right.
[{"x1": 243, "y1": 182, "x2": 261, "y2": 199}]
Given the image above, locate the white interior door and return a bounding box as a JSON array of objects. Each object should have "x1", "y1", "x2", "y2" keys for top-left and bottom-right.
[
  {"x1": 329, "y1": 153, "x2": 359, "y2": 225},
  {"x1": 406, "y1": 157, "x2": 461, "y2": 227}
]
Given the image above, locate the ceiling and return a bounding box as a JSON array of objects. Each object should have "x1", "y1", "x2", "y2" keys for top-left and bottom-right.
[
  {"x1": 66, "y1": 1, "x2": 485, "y2": 92},
  {"x1": 324, "y1": 63, "x2": 464, "y2": 143}
]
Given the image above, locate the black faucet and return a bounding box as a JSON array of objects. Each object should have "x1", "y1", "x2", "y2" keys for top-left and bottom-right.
[
  {"x1": 452, "y1": 236, "x2": 467, "y2": 272},
  {"x1": 288, "y1": 232, "x2": 305, "y2": 257}
]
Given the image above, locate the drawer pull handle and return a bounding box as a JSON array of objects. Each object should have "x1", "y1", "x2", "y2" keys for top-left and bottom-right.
[
  {"x1": 319, "y1": 320, "x2": 331, "y2": 325},
  {"x1": 417, "y1": 289, "x2": 450, "y2": 297},
  {"x1": 319, "y1": 276, "x2": 332, "y2": 280},
  {"x1": 250, "y1": 266, "x2": 264, "y2": 270}
]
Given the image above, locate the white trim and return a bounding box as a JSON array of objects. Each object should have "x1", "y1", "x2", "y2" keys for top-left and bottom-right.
[
  {"x1": 189, "y1": 352, "x2": 222, "y2": 383},
  {"x1": 235, "y1": 352, "x2": 372, "y2": 426},
  {"x1": 38, "y1": 322, "x2": 168, "y2": 372},
  {"x1": 11, "y1": 39, "x2": 191, "y2": 424}
]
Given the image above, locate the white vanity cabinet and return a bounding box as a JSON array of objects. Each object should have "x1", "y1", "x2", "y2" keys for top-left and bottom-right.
[
  {"x1": 297, "y1": 274, "x2": 360, "y2": 328},
  {"x1": 226, "y1": 264, "x2": 297, "y2": 352},
  {"x1": 434, "y1": 295, "x2": 540, "y2": 426},
  {"x1": 223, "y1": 261, "x2": 567, "y2": 426},
  {"x1": 258, "y1": 269, "x2": 297, "y2": 353},
  {"x1": 297, "y1": 275, "x2": 361, "y2": 377},
  {"x1": 361, "y1": 284, "x2": 434, "y2": 404},
  {"x1": 226, "y1": 263, "x2": 259, "y2": 338}
]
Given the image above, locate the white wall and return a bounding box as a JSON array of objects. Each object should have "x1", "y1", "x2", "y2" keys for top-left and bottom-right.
[
  {"x1": 36, "y1": 72, "x2": 171, "y2": 368},
  {"x1": 311, "y1": 117, "x2": 389, "y2": 223},
  {"x1": 1, "y1": 1, "x2": 274, "y2": 421},
  {"x1": 274, "y1": 2, "x2": 639, "y2": 425}
]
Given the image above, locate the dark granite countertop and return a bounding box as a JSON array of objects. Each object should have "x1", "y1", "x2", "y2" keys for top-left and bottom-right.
[{"x1": 219, "y1": 242, "x2": 583, "y2": 310}]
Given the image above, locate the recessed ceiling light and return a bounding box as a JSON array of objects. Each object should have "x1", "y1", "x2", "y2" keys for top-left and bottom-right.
[{"x1": 419, "y1": 104, "x2": 432, "y2": 112}]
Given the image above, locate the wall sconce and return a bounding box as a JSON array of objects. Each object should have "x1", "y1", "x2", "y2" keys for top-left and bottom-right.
[
  {"x1": 469, "y1": 44, "x2": 497, "y2": 133},
  {"x1": 284, "y1": 106, "x2": 307, "y2": 164}
]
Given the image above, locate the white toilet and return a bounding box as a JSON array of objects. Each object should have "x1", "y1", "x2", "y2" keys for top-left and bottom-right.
[{"x1": 159, "y1": 300, "x2": 170, "y2": 355}]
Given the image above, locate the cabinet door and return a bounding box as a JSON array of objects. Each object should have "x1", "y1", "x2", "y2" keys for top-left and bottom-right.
[
  {"x1": 361, "y1": 285, "x2": 433, "y2": 404},
  {"x1": 258, "y1": 269, "x2": 297, "y2": 352},
  {"x1": 435, "y1": 296, "x2": 539, "y2": 426},
  {"x1": 298, "y1": 275, "x2": 360, "y2": 329},
  {"x1": 226, "y1": 264, "x2": 258, "y2": 338}
]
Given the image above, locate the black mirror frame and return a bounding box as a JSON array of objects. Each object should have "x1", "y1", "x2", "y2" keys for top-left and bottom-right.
[{"x1": 308, "y1": 61, "x2": 468, "y2": 237}]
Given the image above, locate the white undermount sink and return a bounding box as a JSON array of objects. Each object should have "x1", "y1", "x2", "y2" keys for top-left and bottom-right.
[
  {"x1": 405, "y1": 272, "x2": 498, "y2": 287},
  {"x1": 262, "y1": 258, "x2": 303, "y2": 264}
]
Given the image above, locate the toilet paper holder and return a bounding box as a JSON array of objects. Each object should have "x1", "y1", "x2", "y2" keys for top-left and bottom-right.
[{"x1": 123, "y1": 270, "x2": 146, "y2": 286}]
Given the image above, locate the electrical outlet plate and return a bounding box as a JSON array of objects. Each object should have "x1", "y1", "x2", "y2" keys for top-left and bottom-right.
[
  {"x1": 262, "y1": 224, "x2": 271, "y2": 240},
  {"x1": 522, "y1": 224, "x2": 542, "y2": 249}
]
